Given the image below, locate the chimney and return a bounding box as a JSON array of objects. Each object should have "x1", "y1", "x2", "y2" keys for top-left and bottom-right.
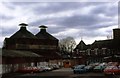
[
  {"x1": 113, "y1": 28, "x2": 120, "y2": 39},
  {"x1": 39, "y1": 25, "x2": 48, "y2": 33},
  {"x1": 19, "y1": 23, "x2": 28, "y2": 30}
]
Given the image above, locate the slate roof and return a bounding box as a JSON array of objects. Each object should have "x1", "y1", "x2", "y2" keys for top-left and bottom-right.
[
  {"x1": 91, "y1": 39, "x2": 120, "y2": 49},
  {"x1": 10, "y1": 23, "x2": 37, "y2": 39},
  {"x1": 74, "y1": 40, "x2": 88, "y2": 51},
  {"x1": 35, "y1": 25, "x2": 58, "y2": 40},
  {"x1": 91, "y1": 40, "x2": 111, "y2": 49},
  {"x1": 2, "y1": 49, "x2": 41, "y2": 57},
  {"x1": 74, "y1": 38, "x2": 120, "y2": 51}
]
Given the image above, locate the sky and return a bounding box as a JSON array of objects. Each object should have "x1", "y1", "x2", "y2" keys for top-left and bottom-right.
[{"x1": 0, "y1": 0, "x2": 119, "y2": 47}]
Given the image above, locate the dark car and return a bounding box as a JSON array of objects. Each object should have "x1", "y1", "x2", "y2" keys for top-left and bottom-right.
[
  {"x1": 73, "y1": 65, "x2": 86, "y2": 74},
  {"x1": 84, "y1": 65, "x2": 94, "y2": 72},
  {"x1": 71, "y1": 65, "x2": 79, "y2": 69}
]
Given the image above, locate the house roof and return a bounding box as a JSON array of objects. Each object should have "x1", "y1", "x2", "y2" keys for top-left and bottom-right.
[
  {"x1": 74, "y1": 38, "x2": 120, "y2": 51},
  {"x1": 2, "y1": 49, "x2": 41, "y2": 57},
  {"x1": 35, "y1": 25, "x2": 58, "y2": 40},
  {"x1": 91, "y1": 39, "x2": 120, "y2": 49},
  {"x1": 10, "y1": 23, "x2": 37, "y2": 39},
  {"x1": 74, "y1": 40, "x2": 87, "y2": 50}
]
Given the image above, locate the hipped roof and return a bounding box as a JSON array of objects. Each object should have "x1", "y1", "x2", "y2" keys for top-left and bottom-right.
[
  {"x1": 35, "y1": 29, "x2": 58, "y2": 40},
  {"x1": 10, "y1": 27, "x2": 37, "y2": 39},
  {"x1": 10, "y1": 24, "x2": 57, "y2": 40}
]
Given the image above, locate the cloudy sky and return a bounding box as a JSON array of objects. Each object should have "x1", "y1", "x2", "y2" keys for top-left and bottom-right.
[{"x1": 0, "y1": 0, "x2": 119, "y2": 47}]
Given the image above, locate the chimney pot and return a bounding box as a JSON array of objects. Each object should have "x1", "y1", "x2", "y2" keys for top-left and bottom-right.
[{"x1": 113, "y1": 28, "x2": 120, "y2": 39}]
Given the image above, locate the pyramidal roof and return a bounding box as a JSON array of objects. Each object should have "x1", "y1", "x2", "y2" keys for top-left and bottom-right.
[
  {"x1": 10, "y1": 23, "x2": 37, "y2": 39},
  {"x1": 35, "y1": 25, "x2": 58, "y2": 40}
]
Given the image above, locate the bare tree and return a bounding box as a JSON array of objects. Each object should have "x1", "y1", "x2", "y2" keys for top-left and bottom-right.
[{"x1": 59, "y1": 37, "x2": 76, "y2": 54}]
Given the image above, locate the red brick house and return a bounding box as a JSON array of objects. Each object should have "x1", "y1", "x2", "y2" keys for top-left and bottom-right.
[{"x1": 74, "y1": 28, "x2": 120, "y2": 65}]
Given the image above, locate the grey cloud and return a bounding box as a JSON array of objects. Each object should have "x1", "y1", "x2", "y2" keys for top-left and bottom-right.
[
  {"x1": 105, "y1": 6, "x2": 118, "y2": 16},
  {"x1": 1, "y1": 15, "x2": 14, "y2": 20},
  {"x1": 57, "y1": 14, "x2": 99, "y2": 26},
  {"x1": 10, "y1": 2, "x2": 40, "y2": 6},
  {"x1": 29, "y1": 20, "x2": 66, "y2": 34},
  {"x1": 91, "y1": 4, "x2": 108, "y2": 14},
  {"x1": 29, "y1": 8, "x2": 117, "y2": 38},
  {"x1": 118, "y1": 1, "x2": 120, "y2": 14},
  {"x1": 52, "y1": 28, "x2": 106, "y2": 40},
  {"x1": 91, "y1": 3, "x2": 117, "y2": 17},
  {"x1": 33, "y1": 2, "x2": 108, "y2": 15},
  {"x1": 29, "y1": 21, "x2": 44, "y2": 27},
  {"x1": 2, "y1": 28, "x2": 17, "y2": 37},
  {"x1": 1, "y1": 2, "x2": 118, "y2": 47},
  {"x1": 2, "y1": 2, "x2": 16, "y2": 10},
  {"x1": 29, "y1": 12, "x2": 116, "y2": 35},
  {"x1": 33, "y1": 2, "x2": 83, "y2": 15},
  {"x1": 75, "y1": 28, "x2": 108, "y2": 38},
  {"x1": 55, "y1": 14, "x2": 115, "y2": 28},
  {"x1": 47, "y1": 26, "x2": 66, "y2": 34}
]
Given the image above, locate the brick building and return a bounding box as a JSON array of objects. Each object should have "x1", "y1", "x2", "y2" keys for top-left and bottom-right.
[
  {"x1": 74, "y1": 28, "x2": 120, "y2": 65},
  {"x1": 2, "y1": 23, "x2": 62, "y2": 73}
]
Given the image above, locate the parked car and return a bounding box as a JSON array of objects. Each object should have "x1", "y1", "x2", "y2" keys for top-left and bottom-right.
[
  {"x1": 37, "y1": 66, "x2": 52, "y2": 71},
  {"x1": 104, "y1": 66, "x2": 120, "y2": 75},
  {"x1": 93, "y1": 65, "x2": 106, "y2": 72},
  {"x1": 73, "y1": 65, "x2": 86, "y2": 74},
  {"x1": 17, "y1": 66, "x2": 39, "y2": 73},
  {"x1": 71, "y1": 65, "x2": 80, "y2": 69},
  {"x1": 84, "y1": 65, "x2": 94, "y2": 72},
  {"x1": 52, "y1": 64, "x2": 60, "y2": 69}
]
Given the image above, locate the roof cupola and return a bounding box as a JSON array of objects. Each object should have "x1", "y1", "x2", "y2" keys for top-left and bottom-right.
[
  {"x1": 10, "y1": 23, "x2": 37, "y2": 38},
  {"x1": 39, "y1": 25, "x2": 48, "y2": 33},
  {"x1": 19, "y1": 23, "x2": 28, "y2": 30}
]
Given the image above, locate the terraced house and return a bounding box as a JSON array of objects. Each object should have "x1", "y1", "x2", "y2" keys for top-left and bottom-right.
[{"x1": 74, "y1": 28, "x2": 120, "y2": 65}]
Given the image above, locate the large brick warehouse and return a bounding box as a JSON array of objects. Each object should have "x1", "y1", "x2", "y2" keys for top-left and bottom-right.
[{"x1": 2, "y1": 23, "x2": 62, "y2": 74}]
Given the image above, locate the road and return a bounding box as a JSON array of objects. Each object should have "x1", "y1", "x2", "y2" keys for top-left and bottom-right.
[{"x1": 2, "y1": 68, "x2": 120, "y2": 78}]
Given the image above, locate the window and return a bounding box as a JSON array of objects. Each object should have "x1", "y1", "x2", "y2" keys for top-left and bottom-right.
[
  {"x1": 102, "y1": 48, "x2": 106, "y2": 55},
  {"x1": 94, "y1": 48, "x2": 98, "y2": 55},
  {"x1": 87, "y1": 49, "x2": 91, "y2": 55}
]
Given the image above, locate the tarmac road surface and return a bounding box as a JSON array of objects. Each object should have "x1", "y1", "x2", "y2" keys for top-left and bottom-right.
[{"x1": 1, "y1": 68, "x2": 120, "y2": 78}]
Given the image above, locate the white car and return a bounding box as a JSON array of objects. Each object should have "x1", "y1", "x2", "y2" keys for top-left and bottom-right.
[{"x1": 37, "y1": 66, "x2": 52, "y2": 71}]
